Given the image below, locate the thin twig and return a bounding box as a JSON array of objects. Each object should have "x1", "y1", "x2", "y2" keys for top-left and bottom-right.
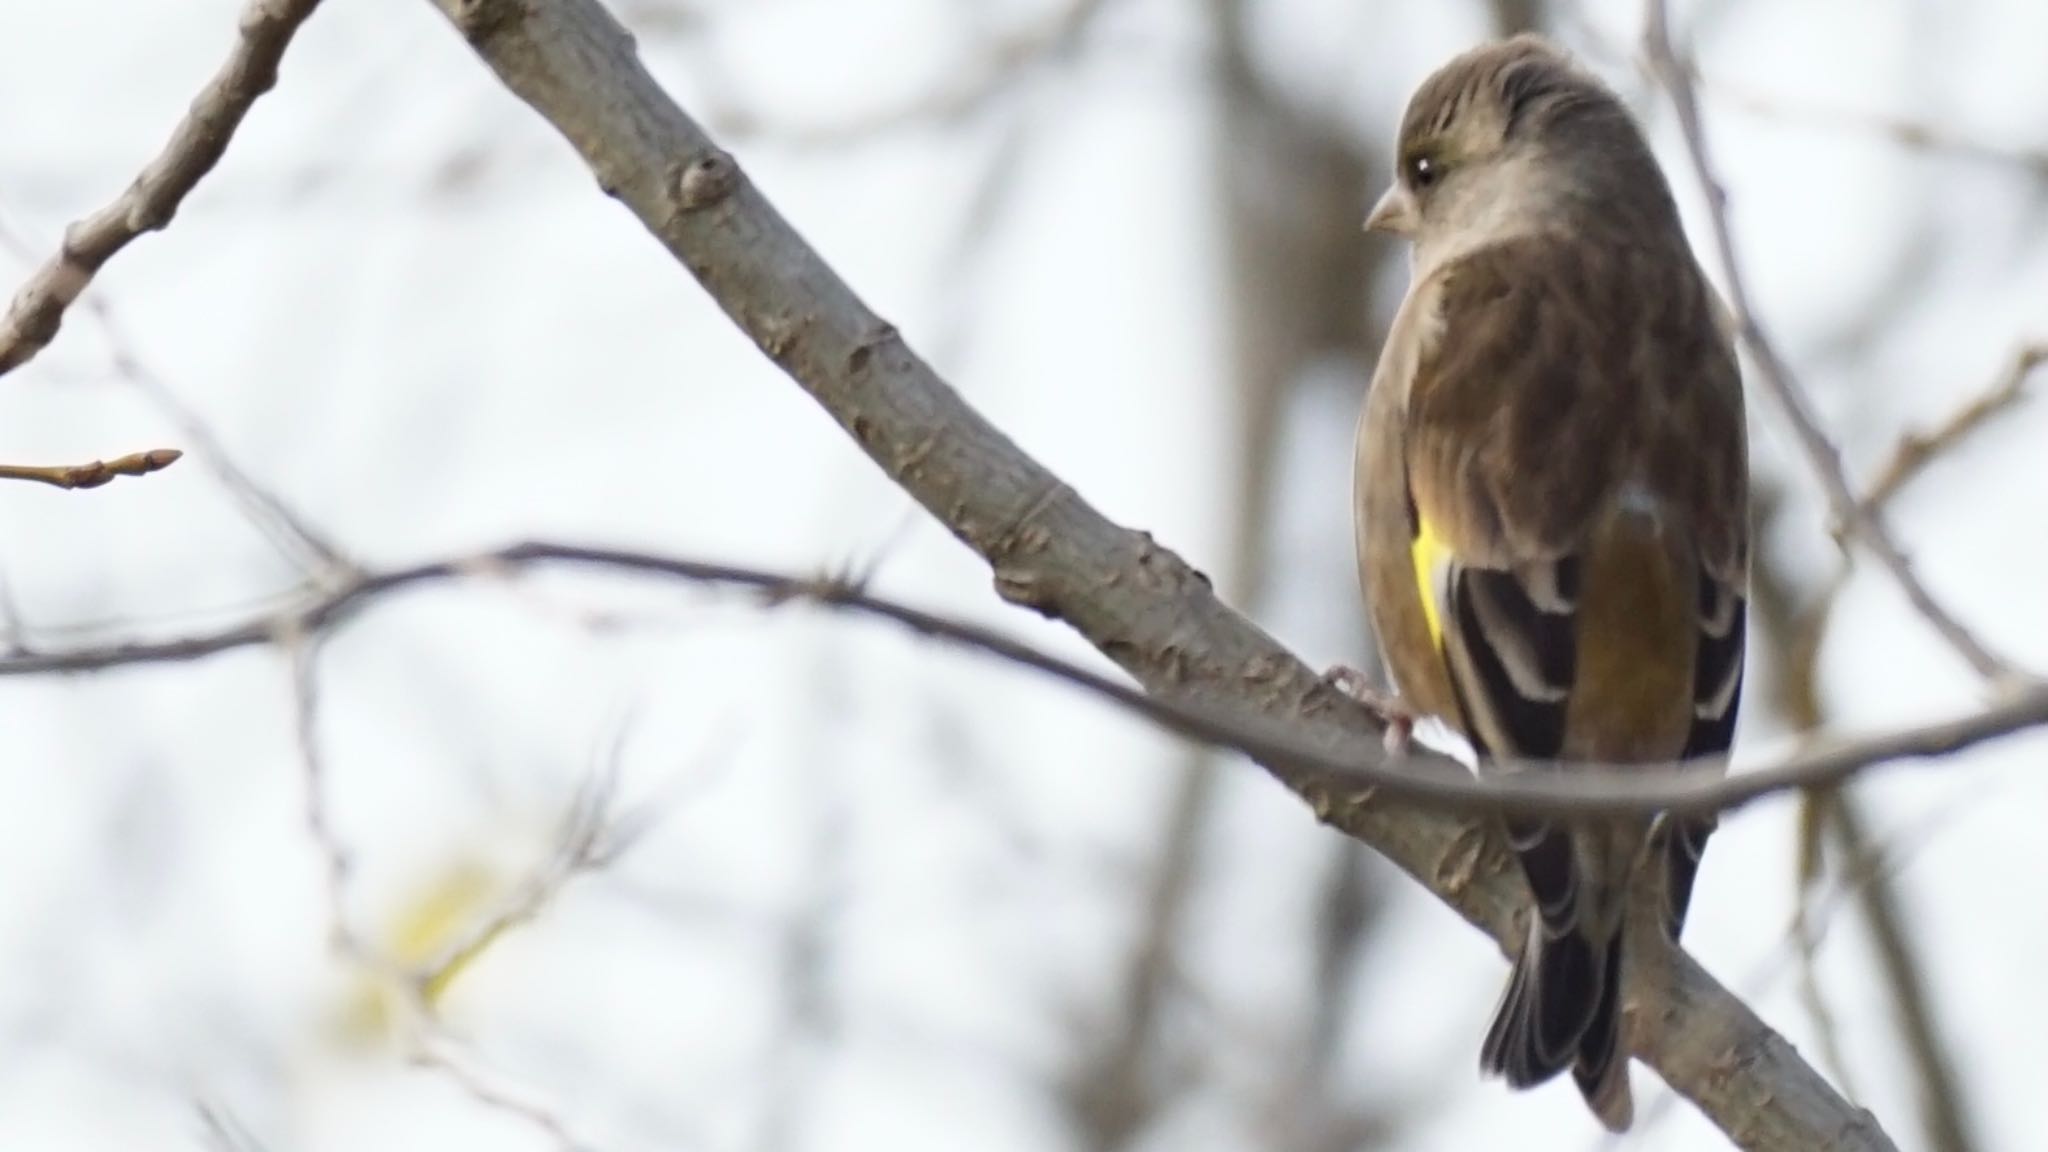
[
  {"x1": 408, "y1": 1024, "x2": 598, "y2": 1152},
  {"x1": 1709, "y1": 781, "x2": 1986, "y2": 1064},
  {"x1": 0, "y1": 0, "x2": 329, "y2": 377},
  {"x1": 285, "y1": 609, "x2": 616, "y2": 1149},
  {"x1": 283, "y1": 622, "x2": 354, "y2": 953},
  {"x1": 1746, "y1": 329, "x2": 2012, "y2": 1152},
  {"x1": 393, "y1": 718, "x2": 670, "y2": 1152},
  {"x1": 7, "y1": 539, "x2": 2043, "y2": 822},
  {"x1": 1777, "y1": 340, "x2": 2046, "y2": 675},
  {"x1": 414, "y1": 753, "x2": 640, "y2": 1005},
  {"x1": 1860, "y1": 342, "x2": 2047, "y2": 512},
  {"x1": 0, "y1": 448, "x2": 181, "y2": 490},
  {"x1": 1640, "y1": 0, "x2": 2024, "y2": 687},
  {"x1": 78, "y1": 293, "x2": 354, "y2": 576},
  {"x1": 1712, "y1": 82, "x2": 2048, "y2": 180}
]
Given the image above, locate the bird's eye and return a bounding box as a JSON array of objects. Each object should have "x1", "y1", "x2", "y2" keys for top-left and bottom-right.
[{"x1": 1407, "y1": 155, "x2": 1441, "y2": 189}]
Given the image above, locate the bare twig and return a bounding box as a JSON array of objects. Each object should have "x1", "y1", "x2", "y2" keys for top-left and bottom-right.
[
  {"x1": 8, "y1": 538, "x2": 2040, "y2": 824},
  {"x1": 1861, "y1": 341, "x2": 2046, "y2": 512},
  {"x1": 408, "y1": 1025, "x2": 599, "y2": 1152},
  {"x1": 414, "y1": 753, "x2": 641, "y2": 1006},
  {"x1": 283, "y1": 623, "x2": 354, "y2": 952},
  {"x1": 0, "y1": 448, "x2": 181, "y2": 490},
  {"x1": 79, "y1": 294, "x2": 354, "y2": 576},
  {"x1": 1640, "y1": 0, "x2": 2024, "y2": 687},
  {"x1": 1712, "y1": 82, "x2": 2048, "y2": 179},
  {"x1": 0, "y1": 0, "x2": 328, "y2": 377},
  {"x1": 1751, "y1": 786, "x2": 1983, "y2": 998},
  {"x1": 1771, "y1": 340, "x2": 2047, "y2": 685},
  {"x1": 1755, "y1": 333, "x2": 2046, "y2": 768},
  {"x1": 285, "y1": 610, "x2": 615, "y2": 1149},
  {"x1": 1745, "y1": 332, "x2": 2014, "y2": 1152}
]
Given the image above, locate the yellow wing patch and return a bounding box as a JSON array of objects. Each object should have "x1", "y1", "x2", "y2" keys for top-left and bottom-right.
[{"x1": 1411, "y1": 514, "x2": 1449, "y2": 649}]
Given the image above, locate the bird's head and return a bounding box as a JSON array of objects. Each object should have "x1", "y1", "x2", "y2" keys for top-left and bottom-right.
[{"x1": 1368, "y1": 35, "x2": 1677, "y2": 266}]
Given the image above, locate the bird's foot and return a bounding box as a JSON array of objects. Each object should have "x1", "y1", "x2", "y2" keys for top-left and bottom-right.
[{"x1": 1320, "y1": 664, "x2": 1415, "y2": 756}]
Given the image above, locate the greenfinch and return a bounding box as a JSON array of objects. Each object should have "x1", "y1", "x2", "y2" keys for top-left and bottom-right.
[{"x1": 1352, "y1": 34, "x2": 1749, "y2": 1131}]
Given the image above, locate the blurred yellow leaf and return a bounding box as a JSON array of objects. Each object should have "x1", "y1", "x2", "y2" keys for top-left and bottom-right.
[{"x1": 330, "y1": 858, "x2": 510, "y2": 1047}]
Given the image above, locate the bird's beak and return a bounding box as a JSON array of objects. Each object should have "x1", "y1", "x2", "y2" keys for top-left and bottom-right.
[{"x1": 1365, "y1": 184, "x2": 1418, "y2": 236}]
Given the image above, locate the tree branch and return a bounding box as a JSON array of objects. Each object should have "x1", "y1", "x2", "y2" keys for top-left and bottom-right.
[
  {"x1": 0, "y1": 0, "x2": 328, "y2": 378},
  {"x1": 8, "y1": 538, "x2": 2045, "y2": 826}
]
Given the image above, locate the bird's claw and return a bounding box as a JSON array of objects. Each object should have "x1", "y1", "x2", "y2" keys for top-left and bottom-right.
[{"x1": 1320, "y1": 663, "x2": 1415, "y2": 756}]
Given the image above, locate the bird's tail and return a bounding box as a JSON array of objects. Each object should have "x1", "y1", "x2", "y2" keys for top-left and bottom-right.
[{"x1": 1479, "y1": 920, "x2": 1632, "y2": 1132}]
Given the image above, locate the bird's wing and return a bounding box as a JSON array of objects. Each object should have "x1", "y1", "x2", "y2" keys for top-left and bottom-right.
[{"x1": 1399, "y1": 234, "x2": 1748, "y2": 938}]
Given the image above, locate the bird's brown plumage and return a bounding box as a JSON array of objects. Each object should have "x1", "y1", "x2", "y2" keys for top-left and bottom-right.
[{"x1": 1354, "y1": 34, "x2": 1749, "y2": 1131}]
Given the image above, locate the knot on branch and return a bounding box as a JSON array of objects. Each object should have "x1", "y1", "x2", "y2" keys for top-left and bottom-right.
[
  {"x1": 992, "y1": 564, "x2": 1056, "y2": 617},
  {"x1": 846, "y1": 323, "x2": 900, "y2": 378},
  {"x1": 674, "y1": 151, "x2": 738, "y2": 212},
  {"x1": 449, "y1": 0, "x2": 525, "y2": 45}
]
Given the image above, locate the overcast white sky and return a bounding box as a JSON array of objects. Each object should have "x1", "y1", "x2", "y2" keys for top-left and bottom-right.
[{"x1": 1, "y1": 1, "x2": 2045, "y2": 1150}]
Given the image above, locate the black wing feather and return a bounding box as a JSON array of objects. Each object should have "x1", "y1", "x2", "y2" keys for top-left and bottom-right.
[{"x1": 1661, "y1": 575, "x2": 1747, "y2": 939}]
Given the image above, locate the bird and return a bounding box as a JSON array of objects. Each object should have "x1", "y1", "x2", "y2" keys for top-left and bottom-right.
[{"x1": 1347, "y1": 34, "x2": 1749, "y2": 1130}]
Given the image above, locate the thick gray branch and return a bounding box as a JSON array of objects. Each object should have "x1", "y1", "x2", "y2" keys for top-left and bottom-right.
[{"x1": 409, "y1": 1, "x2": 1896, "y2": 1147}]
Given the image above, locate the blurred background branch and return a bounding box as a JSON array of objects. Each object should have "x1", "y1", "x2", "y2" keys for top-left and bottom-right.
[
  {"x1": 1641, "y1": 0, "x2": 2029, "y2": 689},
  {"x1": 1741, "y1": 345, "x2": 2039, "y2": 1152}
]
